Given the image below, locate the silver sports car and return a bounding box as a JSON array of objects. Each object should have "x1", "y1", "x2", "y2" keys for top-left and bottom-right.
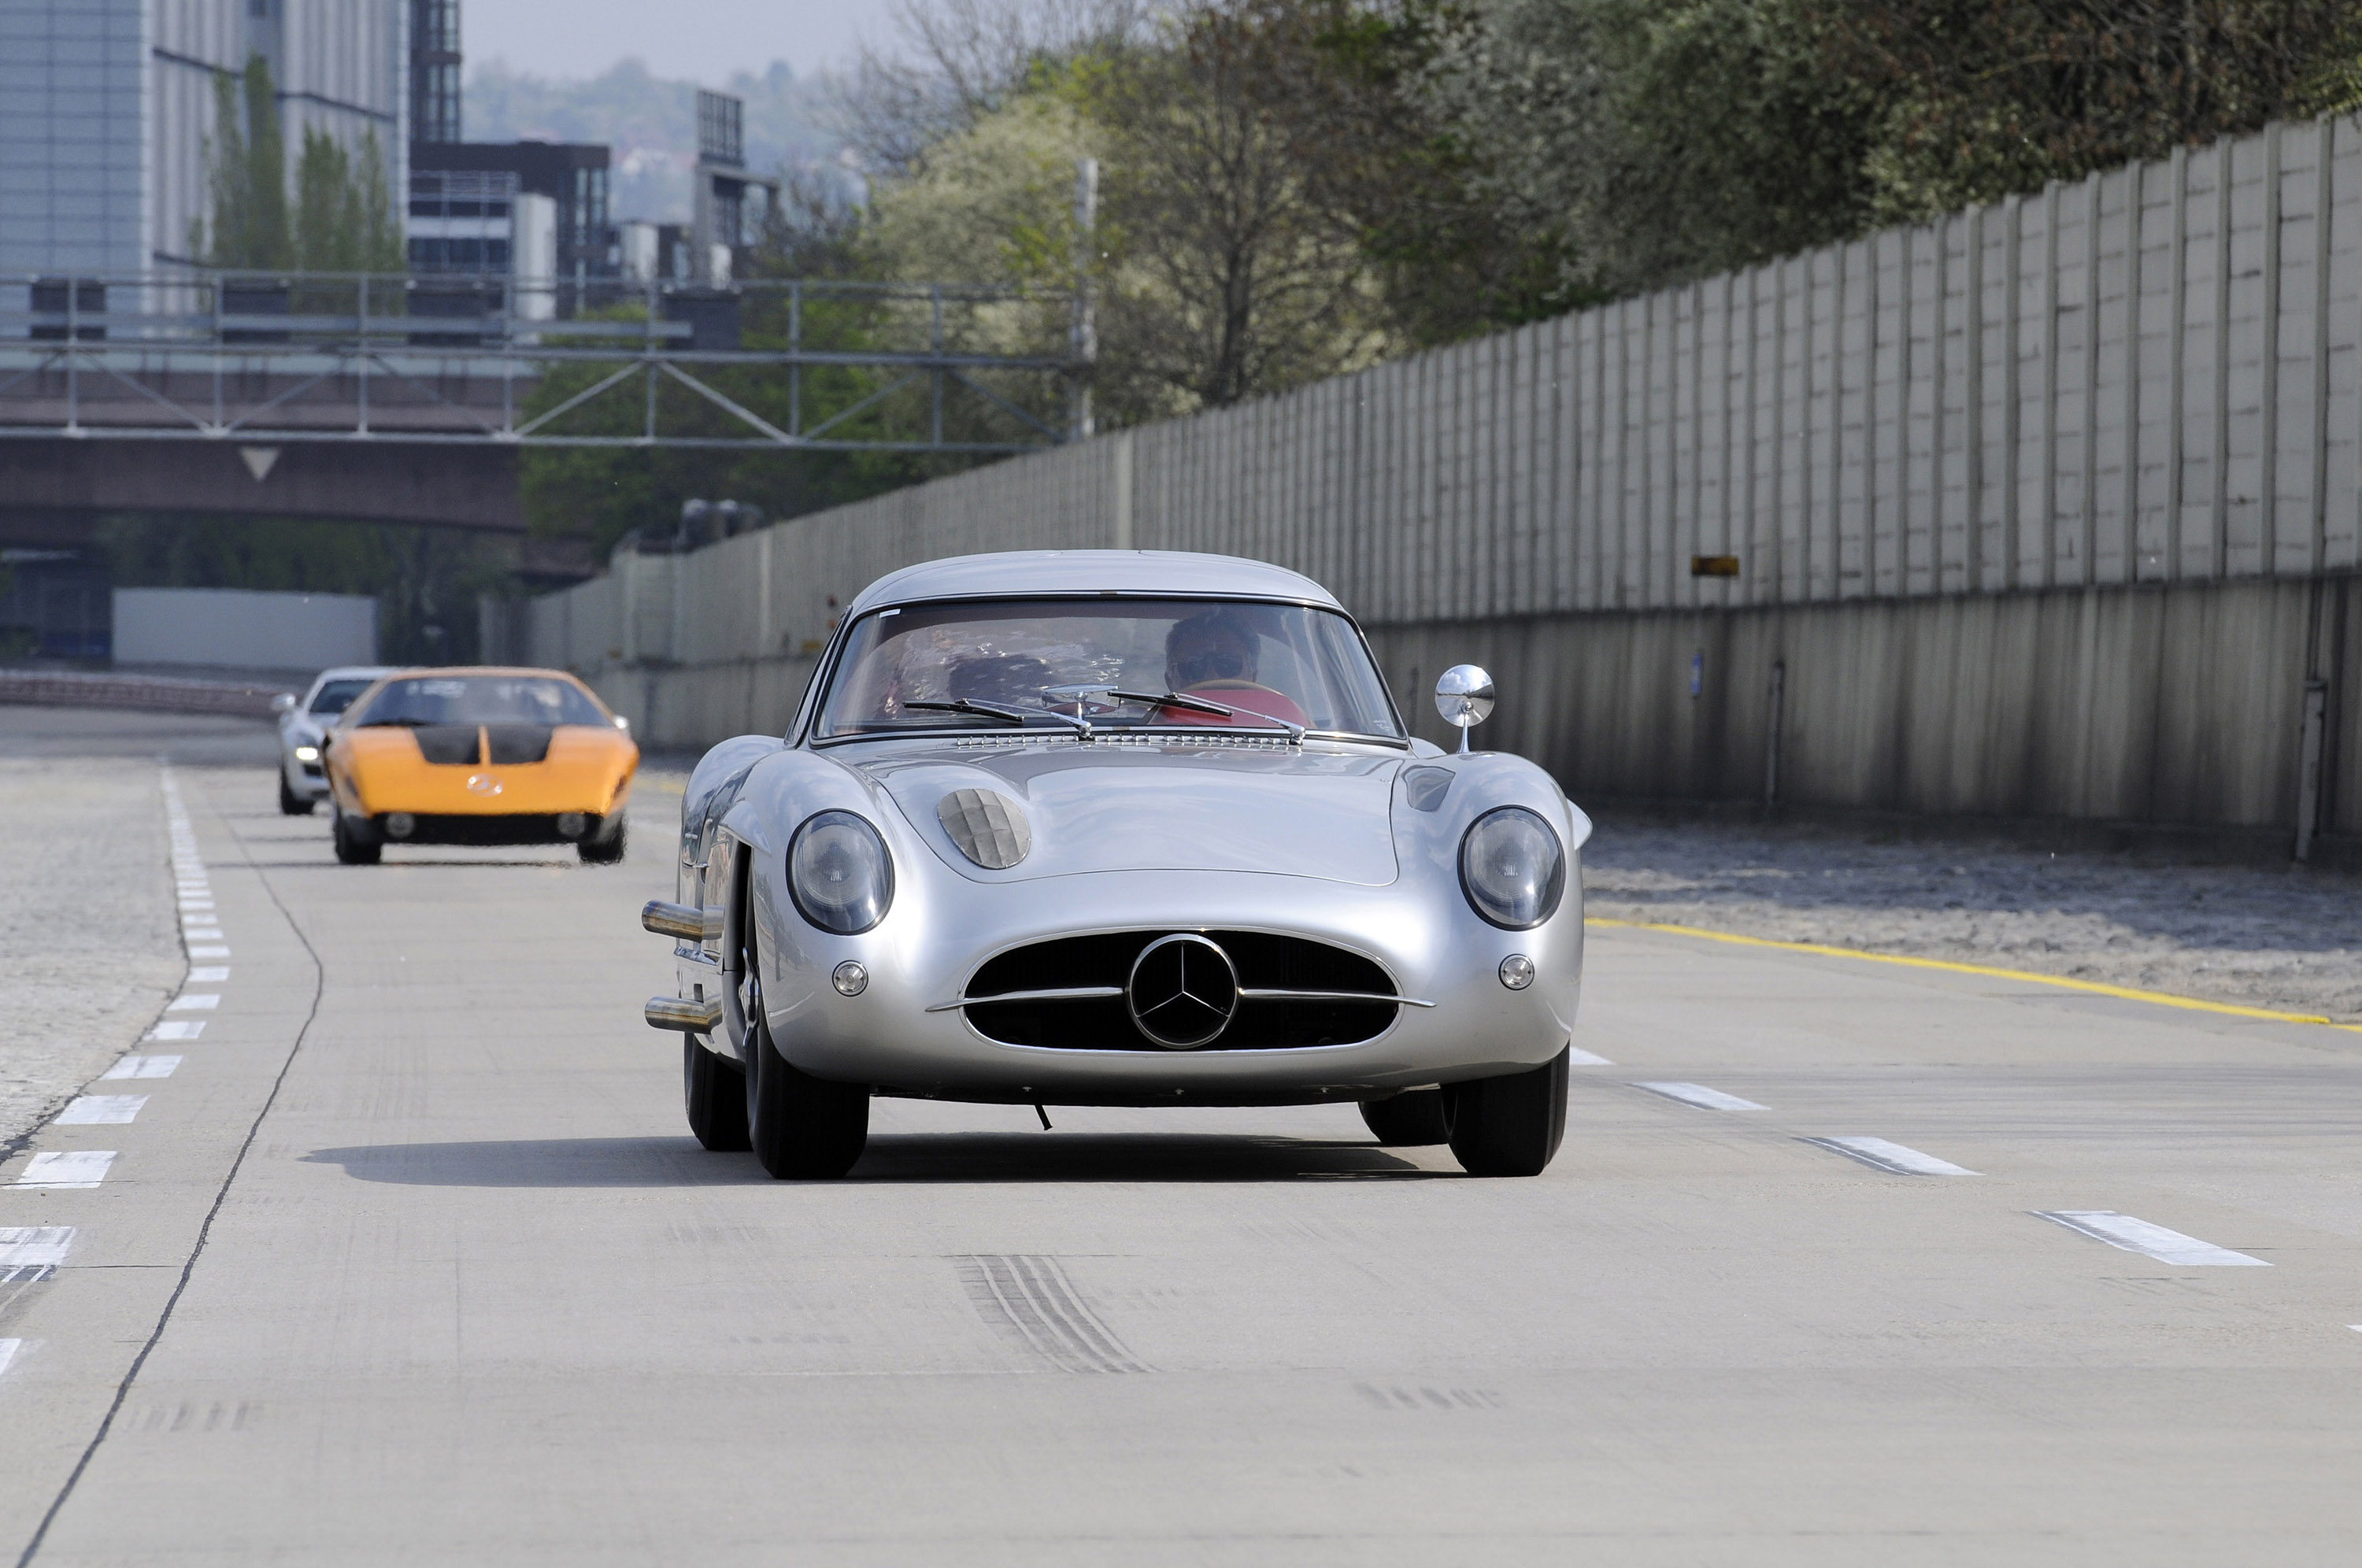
[
  {"x1": 642, "y1": 551, "x2": 1591, "y2": 1178},
  {"x1": 272, "y1": 664, "x2": 394, "y2": 815}
]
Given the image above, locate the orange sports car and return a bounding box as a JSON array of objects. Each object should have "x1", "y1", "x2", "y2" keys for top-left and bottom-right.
[{"x1": 320, "y1": 668, "x2": 639, "y2": 864}]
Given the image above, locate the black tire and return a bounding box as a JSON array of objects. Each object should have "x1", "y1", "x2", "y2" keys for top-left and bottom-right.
[
  {"x1": 739, "y1": 922, "x2": 868, "y2": 1179},
  {"x1": 278, "y1": 772, "x2": 316, "y2": 815},
  {"x1": 331, "y1": 810, "x2": 381, "y2": 866},
  {"x1": 1360, "y1": 1088, "x2": 1449, "y2": 1145},
  {"x1": 683, "y1": 1036, "x2": 750, "y2": 1152},
  {"x1": 745, "y1": 1019, "x2": 869, "y2": 1178},
  {"x1": 578, "y1": 819, "x2": 627, "y2": 864},
  {"x1": 1444, "y1": 1048, "x2": 1570, "y2": 1177}
]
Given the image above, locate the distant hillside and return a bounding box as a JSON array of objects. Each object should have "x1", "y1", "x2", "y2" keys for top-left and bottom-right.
[{"x1": 465, "y1": 59, "x2": 843, "y2": 224}]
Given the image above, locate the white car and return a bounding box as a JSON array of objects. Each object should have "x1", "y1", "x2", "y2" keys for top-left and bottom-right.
[
  {"x1": 643, "y1": 551, "x2": 1591, "y2": 1180},
  {"x1": 272, "y1": 666, "x2": 393, "y2": 815}
]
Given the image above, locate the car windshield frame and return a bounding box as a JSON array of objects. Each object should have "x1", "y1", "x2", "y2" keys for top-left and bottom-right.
[
  {"x1": 802, "y1": 593, "x2": 1408, "y2": 748},
  {"x1": 306, "y1": 678, "x2": 377, "y2": 716},
  {"x1": 348, "y1": 674, "x2": 613, "y2": 730}
]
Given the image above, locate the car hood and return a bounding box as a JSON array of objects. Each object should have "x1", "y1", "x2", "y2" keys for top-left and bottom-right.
[{"x1": 851, "y1": 740, "x2": 1404, "y2": 886}]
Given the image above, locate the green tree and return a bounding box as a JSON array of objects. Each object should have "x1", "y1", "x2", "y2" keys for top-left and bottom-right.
[
  {"x1": 198, "y1": 56, "x2": 402, "y2": 272},
  {"x1": 200, "y1": 57, "x2": 291, "y2": 268},
  {"x1": 1834, "y1": 0, "x2": 2362, "y2": 220}
]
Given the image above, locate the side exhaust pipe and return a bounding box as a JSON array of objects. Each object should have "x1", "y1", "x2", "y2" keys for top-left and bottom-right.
[
  {"x1": 646, "y1": 995, "x2": 724, "y2": 1033},
  {"x1": 642, "y1": 900, "x2": 724, "y2": 941}
]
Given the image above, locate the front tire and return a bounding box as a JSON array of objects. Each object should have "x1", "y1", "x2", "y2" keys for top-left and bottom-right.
[
  {"x1": 683, "y1": 1036, "x2": 750, "y2": 1151},
  {"x1": 739, "y1": 920, "x2": 868, "y2": 1179},
  {"x1": 1360, "y1": 1088, "x2": 1448, "y2": 1145},
  {"x1": 745, "y1": 1019, "x2": 869, "y2": 1178},
  {"x1": 1444, "y1": 1048, "x2": 1569, "y2": 1177},
  {"x1": 578, "y1": 819, "x2": 626, "y2": 864},
  {"x1": 278, "y1": 772, "x2": 316, "y2": 815},
  {"x1": 331, "y1": 810, "x2": 381, "y2": 865}
]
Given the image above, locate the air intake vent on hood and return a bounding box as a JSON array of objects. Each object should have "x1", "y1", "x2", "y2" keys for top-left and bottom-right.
[{"x1": 938, "y1": 788, "x2": 1031, "y2": 869}]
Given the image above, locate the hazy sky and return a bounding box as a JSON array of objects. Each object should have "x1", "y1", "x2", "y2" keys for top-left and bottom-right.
[{"x1": 465, "y1": 0, "x2": 869, "y2": 83}]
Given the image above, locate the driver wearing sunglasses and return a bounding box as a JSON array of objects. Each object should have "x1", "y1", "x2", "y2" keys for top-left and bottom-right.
[
  {"x1": 1166, "y1": 608, "x2": 1260, "y2": 690},
  {"x1": 1161, "y1": 608, "x2": 1311, "y2": 729}
]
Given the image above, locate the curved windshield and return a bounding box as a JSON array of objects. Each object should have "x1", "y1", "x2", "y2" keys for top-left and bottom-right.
[
  {"x1": 308, "y1": 678, "x2": 375, "y2": 716},
  {"x1": 353, "y1": 675, "x2": 609, "y2": 728},
  {"x1": 815, "y1": 598, "x2": 1401, "y2": 741}
]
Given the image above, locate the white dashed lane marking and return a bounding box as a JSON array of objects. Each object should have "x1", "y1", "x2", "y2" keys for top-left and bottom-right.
[
  {"x1": 102, "y1": 1056, "x2": 180, "y2": 1080},
  {"x1": 2034, "y1": 1211, "x2": 2270, "y2": 1267},
  {"x1": 1634, "y1": 1082, "x2": 1767, "y2": 1111},
  {"x1": 188, "y1": 945, "x2": 230, "y2": 959},
  {"x1": 0, "y1": 1338, "x2": 20, "y2": 1376},
  {"x1": 188, "y1": 967, "x2": 229, "y2": 982},
  {"x1": 1801, "y1": 1137, "x2": 1979, "y2": 1176},
  {"x1": 11, "y1": 1152, "x2": 115, "y2": 1190},
  {"x1": 0, "y1": 1227, "x2": 76, "y2": 1280},
  {"x1": 1565, "y1": 1046, "x2": 1613, "y2": 1066},
  {"x1": 165, "y1": 993, "x2": 219, "y2": 1011},
  {"x1": 146, "y1": 1021, "x2": 203, "y2": 1041},
  {"x1": 56, "y1": 1096, "x2": 146, "y2": 1126}
]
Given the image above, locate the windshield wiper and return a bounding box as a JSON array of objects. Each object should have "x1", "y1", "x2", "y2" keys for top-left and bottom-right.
[
  {"x1": 902, "y1": 698, "x2": 1091, "y2": 738},
  {"x1": 1099, "y1": 690, "x2": 1304, "y2": 744}
]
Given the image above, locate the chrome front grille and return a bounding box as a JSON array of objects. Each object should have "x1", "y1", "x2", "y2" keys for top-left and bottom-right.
[{"x1": 956, "y1": 930, "x2": 1407, "y2": 1052}]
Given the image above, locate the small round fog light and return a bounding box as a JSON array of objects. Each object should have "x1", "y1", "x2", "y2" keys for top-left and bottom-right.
[
  {"x1": 554, "y1": 812, "x2": 587, "y2": 839},
  {"x1": 383, "y1": 812, "x2": 416, "y2": 841},
  {"x1": 1498, "y1": 953, "x2": 1535, "y2": 990},
  {"x1": 831, "y1": 960, "x2": 869, "y2": 997}
]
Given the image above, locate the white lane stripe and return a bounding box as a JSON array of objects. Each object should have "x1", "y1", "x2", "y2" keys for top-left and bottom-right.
[
  {"x1": 1803, "y1": 1136, "x2": 1979, "y2": 1176},
  {"x1": 2034, "y1": 1211, "x2": 2270, "y2": 1267},
  {"x1": 188, "y1": 967, "x2": 228, "y2": 982},
  {"x1": 0, "y1": 1339, "x2": 19, "y2": 1376},
  {"x1": 102, "y1": 1056, "x2": 180, "y2": 1080},
  {"x1": 1565, "y1": 1046, "x2": 1614, "y2": 1066},
  {"x1": 0, "y1": 1228, "x2": 75, "y2": 1267},
  {"x1": 1634, "y1": 1081, "x2": 1767, "y2": 1111},
  {"x1": 181, "y1": 930, "x2": 224, "y2": 942},
  {"x1": 165, "y1": 993, "x2": 219, "y2": 1011},
  {"x1": 56, "y1": 1096, "x2": 146, "y2": 1126},
  {"x1": 12, "y1": 1152, "x2": 114, "y2": 1189},
  {"x1": 187, "y1": 946, "x2": 230, "y2": 959},
  {"x1": 146, "y1": 1021, "x2": 203, "y2": 1041}
]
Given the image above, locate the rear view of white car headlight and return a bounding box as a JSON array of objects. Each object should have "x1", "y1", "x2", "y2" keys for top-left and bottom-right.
[
  {"x1": 788, "y1": 811, "x2": 894, "y2": 934},
  {"x1": 1459, "y1": 807, "x2": 1565, "y2": 930}
]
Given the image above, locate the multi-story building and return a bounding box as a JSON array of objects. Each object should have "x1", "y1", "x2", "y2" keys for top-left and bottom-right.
[{"x1": 0, "y1": 0, "x2": 405, "y2": 278}]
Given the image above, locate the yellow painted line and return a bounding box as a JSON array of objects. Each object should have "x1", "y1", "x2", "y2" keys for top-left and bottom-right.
[{"x1": 1583, "y1": 916, "x2": 2362, "y2": 1032}]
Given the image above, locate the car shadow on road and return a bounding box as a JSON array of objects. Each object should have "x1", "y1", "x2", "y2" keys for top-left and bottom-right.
[{"x1": 302, "y1": 1133, "x2": 1442, "y2": 1186}]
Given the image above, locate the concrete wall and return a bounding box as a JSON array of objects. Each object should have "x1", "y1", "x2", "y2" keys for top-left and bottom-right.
[
  {"x1": 1373, "y1": 575, "x2": 2354, "y2": 837},
  {"x1": 113, "y1": 586, "x2": 376, "y2": 671}
]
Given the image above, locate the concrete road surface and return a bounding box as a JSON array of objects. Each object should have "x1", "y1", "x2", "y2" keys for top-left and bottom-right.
[{"x1": 3, "y1": 709, "x2": 2361, "y2": 1564}]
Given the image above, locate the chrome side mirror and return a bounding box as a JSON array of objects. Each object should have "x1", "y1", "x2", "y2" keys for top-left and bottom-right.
[
  {"x1": 271, "y1": 692, "x2": 298, "y2": 716},
  {"x1": 1435, "y1": 664, "x2": 1494, "y2": 754}
]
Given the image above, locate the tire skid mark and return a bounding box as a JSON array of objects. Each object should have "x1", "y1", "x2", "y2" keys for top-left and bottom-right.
[{"x1": 954, "y1": 1254, "x2": 1150, "y2": 1374}]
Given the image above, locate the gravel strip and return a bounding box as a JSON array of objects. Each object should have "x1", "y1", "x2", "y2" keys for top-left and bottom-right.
[
  {"x1": 0, "y1": 753, "x2": 180, "y2": 1152},
  {"x1": 1582, "y1": 816, "x2": 2362, "y2": 1022}
]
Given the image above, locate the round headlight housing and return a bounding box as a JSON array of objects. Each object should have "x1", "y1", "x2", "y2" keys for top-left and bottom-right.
[
  {"x1": 1458, "y1": 807, "x2": 1566, "y2": 930},
  {"x1": 787, "y1": 811, "x2": 894, "y2": 934}
]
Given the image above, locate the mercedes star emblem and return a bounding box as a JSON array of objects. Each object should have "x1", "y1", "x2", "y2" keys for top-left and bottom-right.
[{"x1": 1127, "y1": 933, "x2": 1239, "y2": 1049}]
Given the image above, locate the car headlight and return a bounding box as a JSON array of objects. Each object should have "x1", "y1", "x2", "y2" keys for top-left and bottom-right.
[
  {"x1": 294, "y1": 745, "x2": 320, "y2": 761},
  {"x1": 1458, "y1": 807, "x2": 1565, "y2": 930},
  {"x1": 787, "y1": 811, "x2": 894, "y2": 934}
]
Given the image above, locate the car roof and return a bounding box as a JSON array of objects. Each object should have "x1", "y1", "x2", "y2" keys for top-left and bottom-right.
[
  {"x1": 306, "y1": 666, "x2": 394, "y2": 690},
  {"x1": 846, "y1": 551, "x2": 1344, "y2": 617}
]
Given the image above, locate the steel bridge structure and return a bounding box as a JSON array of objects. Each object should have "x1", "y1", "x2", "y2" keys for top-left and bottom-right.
[{"x1": 0, "y1": 271, "x2": 1083, "y2": 457}]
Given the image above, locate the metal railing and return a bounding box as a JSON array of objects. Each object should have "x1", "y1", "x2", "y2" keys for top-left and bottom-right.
[{"x1": 0, "y1": 270, "x2": 1085, "y2": 454}]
